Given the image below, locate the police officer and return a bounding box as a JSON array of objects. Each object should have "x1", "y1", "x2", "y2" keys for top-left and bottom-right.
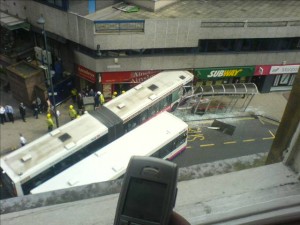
[
  {"x1": 46, "y1": 114, "x2": 54, "y2": 132},
  {"x1": 112, "y1": 91, "x2": 118, "y2": 99},
  {"x1": 69, "y1": 105, "x2": 77, "y2": 120},
  {"x1": 71, "y1": 88, "x2": 77, "y2": 103},
  {"x1": 99, "y1": 91, "x2": 105, "y2": 105}
]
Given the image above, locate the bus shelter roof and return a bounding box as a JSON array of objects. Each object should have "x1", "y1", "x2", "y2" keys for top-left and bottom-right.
[{"x1": 194, "y1": 83, "x2": 258, "y2": 96}]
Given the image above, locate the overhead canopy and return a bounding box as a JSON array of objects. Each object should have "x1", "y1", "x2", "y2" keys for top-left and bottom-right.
[
  {"x1": 0, "y1": 11, "x2": 30, "y2": 31},
  {"x1": 194, "y1": 83, "x2": 258, "y2": 96}
]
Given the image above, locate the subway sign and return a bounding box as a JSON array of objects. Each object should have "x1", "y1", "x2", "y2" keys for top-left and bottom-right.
[{"x1": 195, "y1": 67, "x2": 255, "y2": 79}]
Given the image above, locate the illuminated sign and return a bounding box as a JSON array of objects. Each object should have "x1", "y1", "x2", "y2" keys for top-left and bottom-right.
[{"x1": 195, "y1": 67, "x2": 254, "y2": 79}]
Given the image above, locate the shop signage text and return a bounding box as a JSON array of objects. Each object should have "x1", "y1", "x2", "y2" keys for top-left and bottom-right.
[
  {"x1": 254, "y1": 64, "x2": 300, "y2": 76},
  {"x1": 102, "y1": 70, "x2": 160, "y2": 84},
  {"x1": 207, "y1": 69, "x2": 243, "y2": 78},
  {"x1": 130, "y1": 71, "x2": 159, "y2": 83},
  {"x1": 195, "y1": 67, "x2": 254, "y2": 79},
  {"x1": 77, "y1": 65, "x2": 96, "y2": 83},
  {"x1": 270, "y1": 65, "x2": 300, "y2": 74}
]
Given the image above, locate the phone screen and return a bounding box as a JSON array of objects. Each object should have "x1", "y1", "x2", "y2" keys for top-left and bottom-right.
[{"x1": 122, "y1": 177, "x2": 167, "y2": 222}]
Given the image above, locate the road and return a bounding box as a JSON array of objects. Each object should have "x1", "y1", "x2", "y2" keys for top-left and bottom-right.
[
  {"x1": 0, "y1": 116, "x2": 278, "y2": 199},
  {"x1": 173, "y1": 116, "x2": 278, "y2": 167}
]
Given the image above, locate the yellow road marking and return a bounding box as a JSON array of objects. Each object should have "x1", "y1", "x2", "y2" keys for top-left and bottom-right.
[
  {"x1": 200, "y1": 144, "x2": 215, "y2": 147},
  {"x1": 243, "y1": 139, "x2": 255, "y2": 142},
  {"x1": 186, "y1": 146, "x2": 192, "y2": 149},
  {"x1": 269, "y1": 130, "x2": 275, "y2": 138},
  {"x1": 224, "y1": 141, "x2": 237, "y2": 144},
  {"x1": 263, "y1": 137, "x2": 274, "y2": 140},
  {"x1": 258, "y1": 117, "x2": 265, "y2": 125},
  {"x1": 262, "y1": 130, "x2": 275, "y2": 140}
]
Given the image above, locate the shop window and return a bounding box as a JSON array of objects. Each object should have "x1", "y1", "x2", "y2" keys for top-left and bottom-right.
[
  {"x1": 233, "y1": 40, "x2": 243, "y2": 51},
  {"x1": 140, "y1": 110, "x2": 148, "y2": 123},
  {"x1": 289, "y1": 75, "x2": 296, "y2": 86},
  {"x1": 148, "y1": 106, "x2": 156, "y2": 117},
  {"x1": 273, "y1": 75, "x2": 280, "y2": 86},
  {"x1": 278, "y1": 39, "x2": 291, "y2": 50},
  {"x1": 279, "y1": 74, "x2": 291, "y2": 85},
  {"x1": 34, "y1": 0, "x2": 68, "y2": 11},
  {"x1": 292, "y1": 38, "x2": 300, "y2": 49}
]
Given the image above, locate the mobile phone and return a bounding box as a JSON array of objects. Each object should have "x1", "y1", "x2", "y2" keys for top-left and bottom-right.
[{"x1": 113, "y1": 156, "x2": 178, "y2": 225}]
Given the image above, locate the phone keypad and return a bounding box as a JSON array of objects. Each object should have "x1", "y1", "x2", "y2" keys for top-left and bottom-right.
[{"x1": 119, "y1": 220, "x2": 145, "y2": 225}]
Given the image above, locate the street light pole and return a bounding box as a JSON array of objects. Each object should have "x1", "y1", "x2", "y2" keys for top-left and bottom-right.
[{"x1": 37, "y1": 14, "x2": 59, "y2": 127}]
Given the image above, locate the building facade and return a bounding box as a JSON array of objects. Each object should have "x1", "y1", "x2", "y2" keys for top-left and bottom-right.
[{"x1": 1, "y1": 0, "x2": 300, "y2": 99}]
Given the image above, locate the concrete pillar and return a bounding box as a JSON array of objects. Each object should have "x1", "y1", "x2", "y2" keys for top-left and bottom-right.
[{"x1": 266, "y1": 70, "x2": 300, "y2": 165}]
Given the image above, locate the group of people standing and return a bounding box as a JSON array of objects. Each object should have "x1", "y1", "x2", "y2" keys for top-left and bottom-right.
[{"x1": 0, "y1": 103, "x2": 26, "y2": 124}]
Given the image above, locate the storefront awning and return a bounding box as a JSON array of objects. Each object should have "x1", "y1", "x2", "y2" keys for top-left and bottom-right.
[{"x1": 0, "y1": 11, "x2": 30, "y2": 31}]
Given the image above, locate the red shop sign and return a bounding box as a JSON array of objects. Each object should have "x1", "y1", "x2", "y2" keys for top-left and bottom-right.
[
  {"x1": 101, "y1": 71, "x2": 132, "y2": 83},
  {"x1": 254, "y1": 65, "x2": 272, "y2": 76},
  {"x1": 102, "y1": 70, "x2": 160, "y2": 84},
  {"x1": 77, "y1": 65, "x2": 96, "y2": 83}
]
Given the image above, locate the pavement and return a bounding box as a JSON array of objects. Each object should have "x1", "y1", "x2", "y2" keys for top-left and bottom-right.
[
  {"x1": 0, "y1": 84, "x2": 289, "y2": 156},
  {"x1": 0, "y1": 87, "x2": 73, "y2": 155}
]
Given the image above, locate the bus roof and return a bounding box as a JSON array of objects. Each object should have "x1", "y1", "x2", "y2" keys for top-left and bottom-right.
[
  {"x1": 30, "y1": 112, "x2": 188, "y2": 194},
  {"x1": 0, "y1": 113, "x2": 108, "y2": 183},
  {"x1": 104, "y1": 70, "x2": 193, "y2": 122}
]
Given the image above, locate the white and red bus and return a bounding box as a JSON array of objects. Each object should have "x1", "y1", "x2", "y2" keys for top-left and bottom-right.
[
  {"x1": 30, "y1": 112, "x2": 188, "y2": 195},
  {"x1": 0, "y1": 70, "x2": 193, "y2": 197}
]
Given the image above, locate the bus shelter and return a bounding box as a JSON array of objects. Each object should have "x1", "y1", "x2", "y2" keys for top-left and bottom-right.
[{"x1": 178, "y1": 83, "x2": 258, "y2": 115}]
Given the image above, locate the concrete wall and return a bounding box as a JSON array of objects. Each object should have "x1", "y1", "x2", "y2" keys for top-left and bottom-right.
[
  {"x1": 125, "y1": 0, "x2": 178, "y2": 12},
  {"x1": 288, "y1": 127, "x2": 300, "y2": 173},
  {"x1": 69, "y1": 1, "x2": 89, "y2": 16},
  {"x1": 0, "y1": 0, "x2": 27, "y2": 19},
  {"x1": 1, "y1": 1, "x2": 300, "y2": 51},
  {"x1": 74, "y1": 50, "x2": 300, "y2": 72},
  {"x1": 94, "y1": 18, "x2": 300, "y2": 50},
  {"x1": 267, "y1": 70, "x2": 300, "y2": 165},
  {"x1": 1, "y1": 1, "x2": 299, "y2": 73}
]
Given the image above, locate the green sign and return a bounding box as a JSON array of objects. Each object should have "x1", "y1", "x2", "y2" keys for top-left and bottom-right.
[{"x1": 195, "y1": 67, "x2": 255, "y2": 79}]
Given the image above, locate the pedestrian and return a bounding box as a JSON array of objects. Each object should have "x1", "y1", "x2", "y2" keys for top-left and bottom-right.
[
  {"x1": 99, "y1": 91, "x2": 105, "y2": 105},
  {"x1": 89, "y1": 88, "x2": 95, "y2": 97},
  {"x1": 36, "y1": 96, "x2": 42, "y2": 113},
  {"x1": 5, "y1": 105, "x2": 14, "y2": 123},
  {"x1": 71, "y1": 88, "x2": 77, "y2": 103},
  {"x1": 19, "y1": 102, "x2": 26, "y2": 122},
  {"x1": 94, "y1": 92, "x2": 100, "y2": 109},
  {"x1": 0, "y1": 105, "x2": 6, "y2": 124},
  {"x1": 19, "y1": 133, "x2": 27, "y2": 147},
  {"x1": 46, "y1": 113, "x2": 54, "y2": 132},
  {"x1": 32, "y1": 100, "x2": 39, "y2": 119},
  {"x1": 56, "y1": 110, "x2": 60, "y2": 117},
  {"x1": 77, "y1": 92, "x2": 83, "y2": 110},
  {"x1": 46, "y1": 98, "x2": 51, "y2": 114},
  {"x1": 69, "y1": 105, "x2": 77, "y2": 120}
]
